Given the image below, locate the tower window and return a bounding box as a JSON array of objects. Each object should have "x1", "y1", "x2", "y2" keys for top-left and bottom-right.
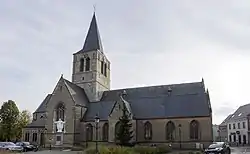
[
  {"x1": 104, "y1": 63, "x2": 107, "y2": 76},
  {"x1": 80, "y1": 58, "x2": 84, "y2": 72},
  {"x1": 101, "y1": 61, "x2": 104, "y2": 74},
  {"x1": 85, "y1": 57, "x2": 90, "y2": 71}
]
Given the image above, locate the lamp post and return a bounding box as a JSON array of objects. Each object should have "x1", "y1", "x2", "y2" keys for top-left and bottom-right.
[
  {"x1": 49, "y1": 138, "x2": 53, "y2": 151},
  {"x1": 44, "y1": 128, "x2": 47, "y2": 148},
  {"x1": 95, "y1": 114, "x2": 100, "y2": 154},
  {"x1": 178, "y1": 124, "x2": 182, "y2": 149},
  {"x1": 86, "y1": 126, "x2": 89, "y2": 148}
]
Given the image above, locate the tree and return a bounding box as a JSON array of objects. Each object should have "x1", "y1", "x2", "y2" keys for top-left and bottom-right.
[
  {"x1": 0, "y1": 100, "x2": 20, "y2": 141},
  {"x1": 16, "y1": 110, "x2": 32, "y2": 140},
  {"x1": 115, "y1": 103, "x2": 133, "y2": 146}
]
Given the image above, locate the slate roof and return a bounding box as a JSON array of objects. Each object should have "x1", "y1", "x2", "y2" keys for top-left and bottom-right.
[
  {"x1": 227, "y1": 103, "x2": 250, "y2": 122},
  {"x1": 34, "y1": 94, "x2": 52, "y2": 113},
  {"x1": 220, "y1": 114, "x2": 232, "y2": 126},
  {"x1": 84, "y1": 81, "x2": 211, "y2": 121},
  {"x1": 25, "y1": 119, "x2": 45, "y2": 128},
  {"x1": 75, "y1": 13, "x2": 103, "y2": 54},
  {"x1": 64, "y1": 79, "x2": 89, "y2": 107}
]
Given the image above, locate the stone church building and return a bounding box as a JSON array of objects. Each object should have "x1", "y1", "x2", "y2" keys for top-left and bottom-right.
[{"x1": 23, "y1": 13, "x2": 213, "y2": 149}]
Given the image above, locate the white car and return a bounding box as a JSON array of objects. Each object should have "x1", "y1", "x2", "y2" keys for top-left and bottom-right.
[{"x1": 0, "y1": 142, "x2": 23, "y2": 152}]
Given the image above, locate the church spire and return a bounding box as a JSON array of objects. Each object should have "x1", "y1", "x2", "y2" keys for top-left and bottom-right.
[{"x1": 81, "y1": 13, "x2": 103, "y2": 52}]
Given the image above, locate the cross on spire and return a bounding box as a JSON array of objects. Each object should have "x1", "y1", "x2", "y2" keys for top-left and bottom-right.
[{"x1": 93, "y1": 4, "x2": 96, "y2": 13}]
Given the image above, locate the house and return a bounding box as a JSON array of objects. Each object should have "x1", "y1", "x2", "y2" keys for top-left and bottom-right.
[
  {"x1": 218, "y1": 114, "x2": 232, "y2": 142},
  {"x1": 227, "y1": 104, "x2": 250, "y2": 145}
]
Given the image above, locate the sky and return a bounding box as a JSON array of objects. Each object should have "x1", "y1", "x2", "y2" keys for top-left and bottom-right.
[{"x1": 1, "y1": 0, "x2": 250, "y2": 125}]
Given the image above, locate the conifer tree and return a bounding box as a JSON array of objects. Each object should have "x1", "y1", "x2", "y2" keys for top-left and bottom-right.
[{"x1": 115, "y1": 103, "x2": 133, "y2": 146}]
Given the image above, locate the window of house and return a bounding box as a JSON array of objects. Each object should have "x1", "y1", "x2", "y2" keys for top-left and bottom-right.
[
  {"x1": 238, "y1": 123, "x2": 241, "y2": 129},
  {"x1": 80, "y1": 58, "x2": 84, "y2": 72},
  {"x1": 25, "y1": 133, "x2": 29, "y2": 142},
  {"x1": 233, "y1": 123, "x2": 236, "y2": 129},
  {"x1": 144, "y1": 121, "x2": 152, "y2": 140},
  {"x1": 190, "y1": 120, "x2": 199, "y2": 140},
  {"x1": 32, "y1": 133, "x2": 37, "y2": 142},
  {"x1": 101, "y1": 61, "x2": 104, "y2": 74},
  {"x1": 243, "y1": 122, "x2": 246, "y2": 129},
  {"x1": 229, "y1": 124, "x2": 231, "y2": 129},
  {"x1": 102, "y1": 123, "x2": 109, "y2": 141},
  {"x1": 85, "y1": 57, "x2": 90, "y2": 71},
  {"x1": 166, "y1": 121, "x2": 175, "y2": 140}
]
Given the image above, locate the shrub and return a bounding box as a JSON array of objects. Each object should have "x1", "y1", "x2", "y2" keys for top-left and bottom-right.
[
  {"x1": 133, "y1": 146, "x2": 158, "y2": 154},
  {"x1": 110, "y1": 146, "x2": 135, "y2": 154},
  {"x1": 85, "y1": 145, "x2": 172, "y2": 154},
  {"x1": 85, "y1": 147, "x2": 96, "y2": 154},
  {"x1": 85, "y1": 145, "x2": 136, "y2": 154},
  {"x1": 156, "y1": 145, "x2": 171, "y2": 154}
]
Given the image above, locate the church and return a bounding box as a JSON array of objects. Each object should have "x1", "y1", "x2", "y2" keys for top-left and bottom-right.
[{"x1": 23, "y1": 13, "x2": 213, "y2": 149}]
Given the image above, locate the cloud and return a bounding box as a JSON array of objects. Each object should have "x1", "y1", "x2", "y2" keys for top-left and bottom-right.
[{"x1": 1, "y1": 0, "x2": 250, "y2": 124}]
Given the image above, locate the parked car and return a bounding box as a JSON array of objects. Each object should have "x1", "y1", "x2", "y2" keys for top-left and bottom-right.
[
  {"x1": 205, "y1": 142, "x2": 231, "y2": 154},
  {"x1": 15, "y1": 142, "x2": 38, "y2": 152},
  {"x1": 0, "y1": 142, "x2": 23, "y2": 152},
  {"x1": 0, "y1": 142, "x2": 5, "y2": 150}
]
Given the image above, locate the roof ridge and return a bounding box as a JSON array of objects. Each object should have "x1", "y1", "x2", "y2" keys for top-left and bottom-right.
[{"x1": 106, "y1": 81, "x2": 203, "y2": 92}]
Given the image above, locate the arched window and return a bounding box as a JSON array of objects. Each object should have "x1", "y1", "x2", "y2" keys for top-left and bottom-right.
[
  {"x1": 80, "y1": 58, "x2": 84, "y2": 72},
  {"x1": 144, "y1": 121, "x2": 152, "y2": 140},
  {"x1": 85, "y1": 57, "x2": 90, "y2": 71},
  {"x1": 115, "y1": 121, "x2": 120, "y2": 141},
  {"x1": 55, "y1": 103, "x2": 65, "y2": 121},
  {"x1": 101, "y1": 61, "x2": 104, "y2": 74},
  {"x1": 190, "y1": 120, "x2": 199, "y2": 140},
  {"x1": 25, "y1": 133, "x2": 29, "y2": 142},
  {"x1": 102, "y1": 123, "x2": 109, "y2": 141},
  {"x1": 32, "y1": 133, "x2": 37, "y2": 142},
  {"x1": 86, "y1": 123, "x2": 93, "y2": 141},
  {"x1": 104, "y1": 63, "x2": 107, "y2": 76},
  {"x1": 166, "y1": 121, "x2": 175, "y2": 140}
]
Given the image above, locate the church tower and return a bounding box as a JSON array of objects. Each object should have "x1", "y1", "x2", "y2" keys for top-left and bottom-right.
[{"x1": 72, "y1": 13, "x2": 110, "y2": 102}]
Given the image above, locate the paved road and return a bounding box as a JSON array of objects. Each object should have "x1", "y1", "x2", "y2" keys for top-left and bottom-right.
[
  {"x1": 22, "y1": 150, "x2": 81, "y2": 154},
  {"x1": 231, "y1": 146, "x2": 250, "y2": 154},
  {"x1": 16, "y1": 147, "x2": 250, "y2": 154}
]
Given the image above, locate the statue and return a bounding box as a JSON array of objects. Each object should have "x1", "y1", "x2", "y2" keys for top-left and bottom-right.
[{"x1": 54, "y1": 118, "x2": 65, "y2": 133}]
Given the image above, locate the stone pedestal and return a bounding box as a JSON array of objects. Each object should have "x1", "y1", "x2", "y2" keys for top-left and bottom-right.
[{"x1": 55, "y1": 133, "x2": 63, "y2": 146}]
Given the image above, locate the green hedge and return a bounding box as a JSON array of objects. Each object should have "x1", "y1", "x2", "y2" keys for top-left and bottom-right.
[{"x1": 85, "y1": 145, "x2": 172, "y2": 154}]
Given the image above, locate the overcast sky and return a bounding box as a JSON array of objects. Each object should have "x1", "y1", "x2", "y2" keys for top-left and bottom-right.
[{"x1": 1, "y1": 0, "x2": 250, "y2": 124}]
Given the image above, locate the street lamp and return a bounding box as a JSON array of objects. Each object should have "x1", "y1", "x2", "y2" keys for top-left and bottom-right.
[
  {"x1": 95, "y1": 114, "x2": 100, "y2": 154},
  {"x1": 178, "y1": 124, "x2": 182, "y2": 149}
]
